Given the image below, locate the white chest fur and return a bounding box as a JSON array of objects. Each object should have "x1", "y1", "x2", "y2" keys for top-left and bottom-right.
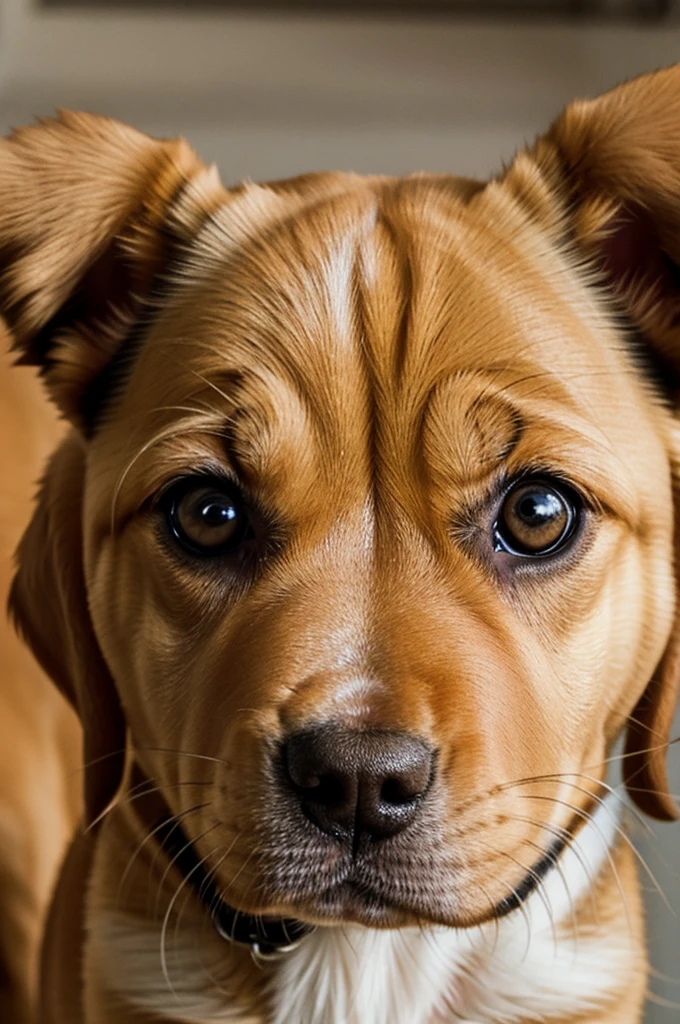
[{"x1": 92, "y1": 796, "x2": 635, "y2": 1024}]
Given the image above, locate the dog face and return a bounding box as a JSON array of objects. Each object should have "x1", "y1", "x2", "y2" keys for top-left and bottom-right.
[{"x1": 8, "y1": 70, "x2": 680, "y2": 934}]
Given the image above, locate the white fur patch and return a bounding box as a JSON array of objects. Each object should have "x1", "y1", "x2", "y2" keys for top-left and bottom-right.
[
  {"x1": 270, "y1": 923, "x2": 467, "y2": 1024},
  {"x1": 93, "y1": 796, "x2": 634, "y2": 1023},
  {"x1": 320, "y1": 234, "x2": 356, "y2": 346}
]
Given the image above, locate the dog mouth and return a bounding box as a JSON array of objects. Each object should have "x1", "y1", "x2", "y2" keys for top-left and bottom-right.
[{"x1": 157, "y1": 809, "x2": 573, "y2": 955}]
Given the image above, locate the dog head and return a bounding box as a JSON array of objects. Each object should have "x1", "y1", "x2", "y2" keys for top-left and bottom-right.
[{"x1": 7, "y1": 69, "x2": 680, "y2": 934}]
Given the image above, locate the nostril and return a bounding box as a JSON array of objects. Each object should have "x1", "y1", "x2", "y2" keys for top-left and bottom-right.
[
  {"x1": 302, "y1": 773, "x2": 347, "y2": 808},
  {"x1": 380, "y1": 776, "x2": 421, "y2": 806}
]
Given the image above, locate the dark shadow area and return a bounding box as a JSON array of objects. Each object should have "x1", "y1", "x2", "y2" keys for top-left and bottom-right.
[{"x1": 39, "y1": 0, "x2": 674, "y2": 22}]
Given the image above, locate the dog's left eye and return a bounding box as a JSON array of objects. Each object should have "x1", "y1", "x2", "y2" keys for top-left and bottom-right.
[
  {"x1": 165, "y1": 479, "x2": 253, "y2": 556},
  {"x1": 494, "y1": 478, "x2": 579, "y2": 557}
]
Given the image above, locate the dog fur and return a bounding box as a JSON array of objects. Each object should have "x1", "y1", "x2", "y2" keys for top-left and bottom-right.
[{"x1": 2, "y1": 66, "x2": 680, "y2": 1023}]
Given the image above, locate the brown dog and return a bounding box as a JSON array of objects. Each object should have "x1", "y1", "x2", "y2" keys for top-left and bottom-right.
[{"x1": 2, "y1": 65, "x2": 680, "y2": 1024}]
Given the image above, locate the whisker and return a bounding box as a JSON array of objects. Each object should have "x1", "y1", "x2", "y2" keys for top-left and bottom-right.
[
  {"x1": 626, "y1": 784, "x2": 680, "y2": 801},
  {"x1": 500, "y1": 770, "x2": 656, "y2": 839},
  {"x1": 117, "y1": 802, "x2": 210, "y2": 908},
  {"x1": 172, "y1": 843, "x2": 234, "y2": 965},
  {"x1": 496, "y1": 847, "x2": 558, "y2": 955},
  {"x1": 472, "y1": 878, "x2": 503, "y2": 957},
  {"x1": 133, "y1": 746, "x2": 230, "y2": 768},
  {"x1": 507, "y1": 812, "x2": 599, "y2": 925},
  {"x1": 590, "y1": 735, "x2": 680, "y2": 771},
  {"x1": 160, "y1": 836, "x2": 222, "y2": 997},
  {"x1": 520, "y1": 834, "x2": 579, "y2": 954},
  {"x1": 644, "y1": 990, "x2": 680, "y2": 1010},
  {"x1": 648, "y1": 965, "x2": 680, "y2": 987},
  {"x1": 521, "y1": 794, "x2": 634, "y2": 928},
  {"x1": 518, "y1": 793, "x2": 673, "y2": 917},
  {"x1": 155, "y1": 823, "x2": 220, "y2": 923},
  {"x1": 470, "y1": 843, "x2": 535, "y2": 961},
  {"x1": 85, "y1": 779, "x2": 211, "y2": 834},
  {"x1": 189, "y1": 368, "x2": 233, "y2": 407}
]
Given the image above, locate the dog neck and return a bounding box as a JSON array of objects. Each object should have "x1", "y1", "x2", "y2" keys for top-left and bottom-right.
[{"x1": 87, "y1": 793, "x2": 641, "y2": 1023}]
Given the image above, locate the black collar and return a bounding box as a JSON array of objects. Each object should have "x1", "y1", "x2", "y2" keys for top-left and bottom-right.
[{"x1": 155, "y1": 814, "x2": 312, "y2": 958}]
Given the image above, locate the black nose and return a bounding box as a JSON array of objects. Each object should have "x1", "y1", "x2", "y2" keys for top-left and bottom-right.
[{"x1": 282, "y1": 727, "x2": 435, "y2": 843}]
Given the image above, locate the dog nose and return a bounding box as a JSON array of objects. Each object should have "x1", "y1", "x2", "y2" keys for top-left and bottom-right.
[{"x1": 283, "y1": 727, "x2": 435, "y2": 842}]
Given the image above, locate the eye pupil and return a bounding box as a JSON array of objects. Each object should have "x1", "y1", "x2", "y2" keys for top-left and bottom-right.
[
  {"x1": 516, "y1": 492, "x2": 561, "y2": 526},
  {"x1": 497, "y1": 479, "x2": 577, "y2": 557}
]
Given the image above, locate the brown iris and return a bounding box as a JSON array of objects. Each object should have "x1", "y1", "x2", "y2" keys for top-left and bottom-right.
[
  {"x1": 168, "y1": 481, "x2": 250, "y2": 555},
  {"x1": 497, "y1": 479, "x2": 576, "y2": 556}
]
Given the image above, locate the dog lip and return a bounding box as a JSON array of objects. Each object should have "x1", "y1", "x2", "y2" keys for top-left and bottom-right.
[
  {"x1": 155, "y1": 814, "x2": 312, "y2": 956},
  {"x1": 156, "y1": 809, "x2": 569, "y2": 941},
  {"x1": 491, "y1": 833, "x2": 567, "y2": 918}
]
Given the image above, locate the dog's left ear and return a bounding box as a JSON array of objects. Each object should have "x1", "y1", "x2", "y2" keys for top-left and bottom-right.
[{"x1": 500, "y1": 66, "x2": 680, "y2": 820}]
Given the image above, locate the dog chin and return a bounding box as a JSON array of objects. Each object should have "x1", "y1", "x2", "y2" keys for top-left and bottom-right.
[
  {"x1": 255, "y1": 871, "x2": 464, "y2": 931},
  {"x1": 292, "y1": 883, "x2": 425, "y2": 929}
]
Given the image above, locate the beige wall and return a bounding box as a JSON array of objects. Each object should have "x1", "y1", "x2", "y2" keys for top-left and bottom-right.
[{"x1": 0, "y1": 7, "x2": 678, "y2": 1020}]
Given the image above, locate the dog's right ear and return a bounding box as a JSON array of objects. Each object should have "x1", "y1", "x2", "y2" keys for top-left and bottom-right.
[
  {"x1": 3, "y1": 112, "x2": 223, "y2": 824},
  {"x1": 9, "y1": 433, "x2": 125, "y2": 828},
  {"x1": 0, "y1": 110, "x2": 222, "y2": 428}
]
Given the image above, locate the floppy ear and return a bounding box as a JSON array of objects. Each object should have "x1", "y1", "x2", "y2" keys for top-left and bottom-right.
[
  {"x1": 503, "y1": 66, "x2": 680, "y2": 819},
  {"x1": 9, "y1": 433, "x2": 125, "y2": 827},
  {"x1": 3, "y1": 112, "x2": 223, "y2": 823},
  {"x1": 1, "y1": 110, "x2": 222, "y2": 427}
]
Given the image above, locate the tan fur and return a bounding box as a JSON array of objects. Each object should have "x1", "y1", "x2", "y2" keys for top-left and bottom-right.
[
  {"x1": 0, "y1": 346, "x2": 80, "y2": 1022},
  {"x1": 1, "y1": 72, "x2": 680, "y2": 1022}
]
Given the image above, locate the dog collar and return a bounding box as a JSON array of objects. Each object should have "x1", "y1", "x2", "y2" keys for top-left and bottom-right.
[{"x1": 155, "y1": 814, "x2": 312, "y2": 959}]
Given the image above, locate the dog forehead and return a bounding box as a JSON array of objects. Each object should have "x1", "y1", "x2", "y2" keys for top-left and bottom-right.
[
  {"x1": 102, "y1": 170, "x2": 663, "y2": 525},
  {"x1": 156, "y1": 176, "x2": 563, "y2": 394},
  {"x1": 158, "y1": 175, "x2": 629, "y2": 425}
]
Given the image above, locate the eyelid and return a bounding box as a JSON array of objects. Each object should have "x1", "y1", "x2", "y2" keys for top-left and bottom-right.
[{"x1": 146, "y1": 466, "x2": 239, "y2": 512}]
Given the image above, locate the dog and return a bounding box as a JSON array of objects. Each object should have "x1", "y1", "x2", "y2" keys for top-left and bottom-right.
[{"x1": 1, "y1": 63, "x2": 680, "y2": 1024}]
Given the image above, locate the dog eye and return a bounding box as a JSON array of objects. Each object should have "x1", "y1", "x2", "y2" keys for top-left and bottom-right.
[
  {"x1": 494, "y1": 479, "x2": 578, "y2": 557},
  {"x1": 165, "y1": 480, "x2": 252, "y2": 556}
]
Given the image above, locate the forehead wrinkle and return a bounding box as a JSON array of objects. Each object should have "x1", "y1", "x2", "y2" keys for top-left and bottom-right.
[
  {"x1": 421, "y1": 371, "x2": 524, "y2": 489},
  {"x1": 415, "y1": 362, "x2": 640, "y2": 526},
  {"x1": 198, "y1": 193, "x2": 384, "y2": 475},
  {"x1": 369, "y1": 197, "x2": 529, "y2": 435},
  {"x1": 375, "y1": 186, "x2": 603, "y2": 417},
  {"x1": 124, "y1": 189, "x2": 391, "y2": 514},
  {"x1": 104, "y1": 409, "x2": 234, "y2": 524},
  {"x1": 350, "y1": 198, "x2": 528, "y2": 515}
]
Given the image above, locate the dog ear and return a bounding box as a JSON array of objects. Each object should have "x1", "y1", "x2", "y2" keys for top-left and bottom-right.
[
  {"x1": 9, "y1": 433, "x2": 125, "y2": 827},
  {"x1": 0, "y1": 110, "x2": 222, "y2": 429},
  {"x1": 502, "y1": 67, "x2": 680, "y2": 820},
  {"x1": 2, "y1": 112, "x2": 223, "y2": 824}
]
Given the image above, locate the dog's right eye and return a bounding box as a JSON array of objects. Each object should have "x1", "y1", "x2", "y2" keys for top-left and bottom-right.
[{"x1": 164, "y1": 479, "x2": 253, "y2": 556}]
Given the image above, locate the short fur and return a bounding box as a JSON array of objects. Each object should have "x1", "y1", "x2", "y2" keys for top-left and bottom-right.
[{"x1": 1, "y1": 68, "x2": 680, "y2": 1023}]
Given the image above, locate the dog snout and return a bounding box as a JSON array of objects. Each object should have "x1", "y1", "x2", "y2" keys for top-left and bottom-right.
[{"x1": 282, "y1": 727, "x2": 435, "y2": 842}]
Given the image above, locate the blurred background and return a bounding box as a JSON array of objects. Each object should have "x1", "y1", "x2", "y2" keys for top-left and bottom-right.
[{"x1": 0, "y1": 1, "x2": 678, "y2": 1020}]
